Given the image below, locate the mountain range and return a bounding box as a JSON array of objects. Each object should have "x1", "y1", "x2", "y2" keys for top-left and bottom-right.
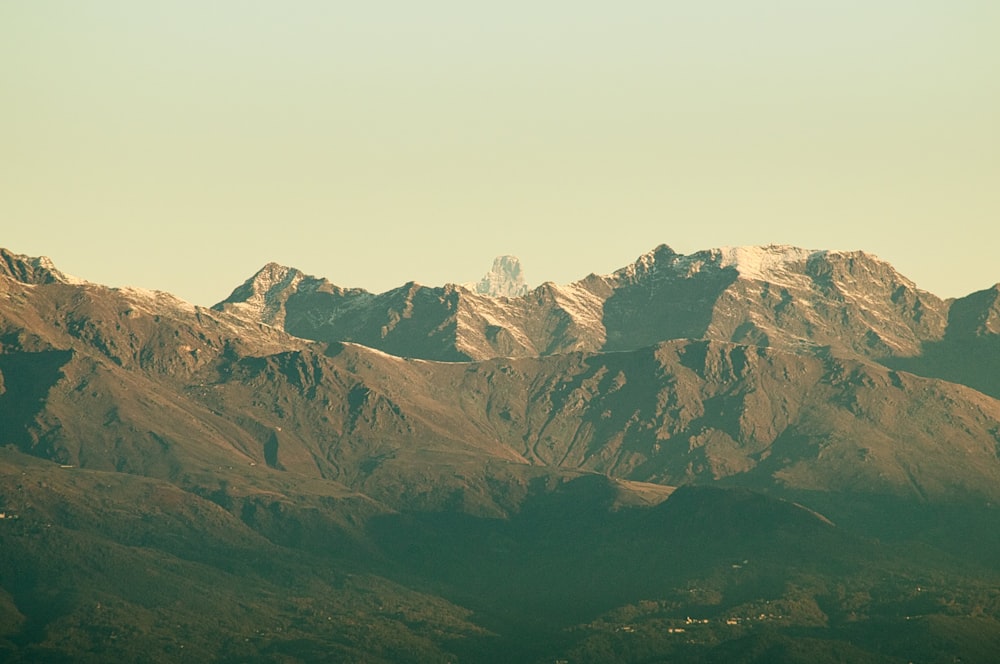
[{"x1": 2, "y1": 243, "x2": 999, "y2": 663}]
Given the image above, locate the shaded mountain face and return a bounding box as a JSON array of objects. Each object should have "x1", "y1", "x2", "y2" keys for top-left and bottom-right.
[
  {"x1": 885, "y1": 284, "x2": 1000, "y2": 399},
  {"x1": 215, "y1": 244, "x2": 949, "y2": 364},
  {"x1": 3, "y1": 245, "x2": 1000, "y2": 662}
]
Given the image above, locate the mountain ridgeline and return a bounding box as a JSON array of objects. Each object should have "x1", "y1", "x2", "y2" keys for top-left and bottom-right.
[
  {"x1": 216, "y1": 244, "x2": 963, "y2": 364},
  {"x1": 2, "y1": 244, "x2": 1000, "y2": 663}
]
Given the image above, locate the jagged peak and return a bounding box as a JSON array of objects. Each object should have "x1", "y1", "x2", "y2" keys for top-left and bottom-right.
[
  {"x1": 612, "y1": 244, "x2": 679, "y2": 281},
  {"x1": 635, "y1": 244, "x2": 679, "y2": 267},
  {"x1": 467, "y1": 255, "x2": 529, "y2": 298},
  {"x1": 229, "y1": 262, "x2": 305, "y2": 299},
  {"x1": 212, "y1": 263, "x2": 308, "y2": 327},
  {"x1": 0, "y1": 247, "x2": 84, "y2": 286},
  {"x1": 252, "y1": 262, "x2": 302, "y2": 285}
]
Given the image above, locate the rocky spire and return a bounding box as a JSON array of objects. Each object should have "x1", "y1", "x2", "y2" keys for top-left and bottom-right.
[{"x1": 470, "y1": 255, "x2": 529, "y2": 298}]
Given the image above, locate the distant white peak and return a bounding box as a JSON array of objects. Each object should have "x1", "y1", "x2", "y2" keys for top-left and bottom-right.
[{"x1": 467, "y1": 255, "x2": 529, "y2": 298}]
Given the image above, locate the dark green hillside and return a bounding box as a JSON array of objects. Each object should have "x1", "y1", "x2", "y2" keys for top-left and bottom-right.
[
  {"x1": 3, "y1": 447, "x2": 1000, "y2": 662},
  {"x1": 0, "y1": 449, "x2": 485, "y2": 663}
]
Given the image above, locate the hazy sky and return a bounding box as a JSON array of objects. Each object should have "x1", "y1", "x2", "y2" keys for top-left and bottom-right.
[{"x1": 2, "y1": 2, "x2": 998, "y2": 305}]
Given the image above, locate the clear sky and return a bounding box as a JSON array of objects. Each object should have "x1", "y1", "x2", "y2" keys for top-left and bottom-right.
[{"x1": 2, "y1": 2, "x2": 998, "y2": 305}]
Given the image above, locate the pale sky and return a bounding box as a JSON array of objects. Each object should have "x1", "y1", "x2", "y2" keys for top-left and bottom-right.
[{"x1": 2, "y1": 2, "x2": 998, "y2": 305}]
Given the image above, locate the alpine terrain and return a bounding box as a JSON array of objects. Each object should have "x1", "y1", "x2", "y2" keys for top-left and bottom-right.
[{"x1": 2, "y1": 244, "x2": 1000, "y2": 663}]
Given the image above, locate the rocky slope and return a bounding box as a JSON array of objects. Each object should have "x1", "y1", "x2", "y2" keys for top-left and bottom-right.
[{"x1": 4, "y1": 249, "x2": 999, "y2": 508}]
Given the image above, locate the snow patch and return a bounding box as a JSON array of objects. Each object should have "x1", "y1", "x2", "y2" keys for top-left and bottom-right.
[
  {"x1": 716, "y1": 245, "x2": 818, "y2": 281},
  {"x1": 116, "y1": 286, "x2": 196, "y2": 313}
]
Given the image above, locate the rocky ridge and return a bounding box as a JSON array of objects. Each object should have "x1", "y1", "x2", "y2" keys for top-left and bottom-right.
[
  {"x1": 2, "y1": 246, "x2": 999, "y2": 506},
  {"x1": 215, "y1": 244, "x2": 952, "y2": 365}
]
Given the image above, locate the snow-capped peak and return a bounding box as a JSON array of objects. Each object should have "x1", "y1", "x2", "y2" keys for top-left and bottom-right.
[
  {"x1": 215, "y1": 262, "x2": 305, "y2": 326},
  {"x1": 249, "y1": 262, "x2": 301, "y2": 293}
]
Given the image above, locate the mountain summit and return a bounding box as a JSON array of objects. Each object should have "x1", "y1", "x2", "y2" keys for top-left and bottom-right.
[
  {"x1": 468, "y1": 255, "x2": 529, "y2": 297},
  {"x1": 0, "y1": 247, "x2": 80, "y2": 286}
]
